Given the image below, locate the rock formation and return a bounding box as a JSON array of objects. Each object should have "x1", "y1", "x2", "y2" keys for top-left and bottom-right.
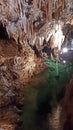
[
  {"x1": 0, "y1": 0, "x2": 73, "y2": 129},
  {"x1": 64, "y1": 75, "x2": 73, "y2": 130}
]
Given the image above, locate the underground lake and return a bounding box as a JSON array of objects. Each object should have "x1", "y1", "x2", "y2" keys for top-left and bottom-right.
[{"x1": 20, "y1": 52, "x2": 73, "y2": 130}]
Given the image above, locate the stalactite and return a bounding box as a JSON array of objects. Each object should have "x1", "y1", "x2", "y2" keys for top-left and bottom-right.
[
  {"x1": 33, "y1": 0, "x2": 38, "y2": 8},
  {"x1": 39, "y1": 0, "x2": 42, "y2": 9},
  {"x1": 17, "y1": 0, "x2": 23, "y2": 18},
  {"x1": 0, "y1": 0, "x2": 73, "y2": 46}
]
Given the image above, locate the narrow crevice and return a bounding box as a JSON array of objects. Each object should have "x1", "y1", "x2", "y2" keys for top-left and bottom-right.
[{"x1": 0, "y1": 23, "x2": 9, "y2": 40}]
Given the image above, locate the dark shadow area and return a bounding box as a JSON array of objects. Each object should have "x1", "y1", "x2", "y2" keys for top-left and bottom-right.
[
  {"x1": 0, "y1": 23, "x2": 9, "y2": 40},
  {"x1": 63, "y1": 119, "x2": 73, "y2": 130},
  {"x1": 36, "y1": 95, "x2": 51, "y2": 116}
]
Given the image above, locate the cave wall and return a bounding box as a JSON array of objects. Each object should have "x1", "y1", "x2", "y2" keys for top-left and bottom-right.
[
  {"x1": 0, "y1": 0, "x2": 73, "y2": 44},
  {"x1": 0, "y1": 0, "x2": 27, "y2": 43},
  {"x1": 0, "y1": 2, "x2": 73, "y2": 129},
  {"x1": 0, "y1": 0, "x2": 73, "y2": 73}
]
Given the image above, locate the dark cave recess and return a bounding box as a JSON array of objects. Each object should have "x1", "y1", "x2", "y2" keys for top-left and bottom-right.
[{"x1": 0, "y1": 23, "x2": 9, "y2": 40}]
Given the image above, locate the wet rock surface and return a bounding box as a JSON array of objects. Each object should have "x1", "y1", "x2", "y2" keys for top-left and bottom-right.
[
  {"x1": 0, "y1": 72, "x2": 24, "y2": 130},
  {"x1": 0, "y1": 24, "x2": 73, "y2": 129},
  {"x1": 64, "y1": 75, "x2": 73, "y2": 129},
  {"x1": 0, "y1": 1, "x2": 73, "y2": 129},
  {"x1": 0, "y1": 39, "x2": 46, "y2": 130}
]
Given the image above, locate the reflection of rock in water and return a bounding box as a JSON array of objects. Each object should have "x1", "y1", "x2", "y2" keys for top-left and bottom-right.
[
  {"x1": 64, "y1": 76, "x2": 73, "y2": 129},
  {"x1": 48, "y1": 104, "x2": 65, "y2": 130}
]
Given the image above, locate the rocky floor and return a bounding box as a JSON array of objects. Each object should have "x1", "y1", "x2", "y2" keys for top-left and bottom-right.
[{"x1": 0, "y1": 74, "x2": 24, "y2": 130}]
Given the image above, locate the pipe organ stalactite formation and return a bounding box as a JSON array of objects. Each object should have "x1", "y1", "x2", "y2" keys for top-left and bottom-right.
[{"x1": 0, "y1": 0, "x2": 73, "y2": 44}]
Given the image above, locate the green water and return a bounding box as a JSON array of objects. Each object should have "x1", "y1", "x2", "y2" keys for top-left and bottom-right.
[{"x1": 21, "y1": 63, "x2": 73, "y2": 130}]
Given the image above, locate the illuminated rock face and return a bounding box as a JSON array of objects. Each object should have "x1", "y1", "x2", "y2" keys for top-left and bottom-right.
[
  {"x1": 0, "y1": 0, "x2": 73, "y2": 44},
  {"x1": 0, "y1": 38, "x2": 46, "y2": 129},
  {"x1": 0, "y1": 0, "x2": 26, "y2": 42},
  {"x1": 0, "y1": 1, "x2": 73, "y2": 129},
  {"x1": 0, "y1": 0, "x2": 73, "y2": 88},
  {"x1": 0, "y1": 0, "x2": 73, "y2": 83}
]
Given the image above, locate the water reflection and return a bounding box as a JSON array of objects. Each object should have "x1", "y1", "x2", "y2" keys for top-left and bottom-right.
[
  {"x1": 21, "y1": 67, "x2": 73, "y2": 130},
  {"x1": 63, "y1": 119, "x2": 73, "y2": 130},
  {"x1": 49, "y1": 104, "x2": 64, "y2": 130},
  {"x1": 63, "y1": 75, "x2": 73, "y2": 130}
]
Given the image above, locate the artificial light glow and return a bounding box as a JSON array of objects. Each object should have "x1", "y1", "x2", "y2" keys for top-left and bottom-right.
[
  {"x1": 63, "y1": 60, "x2": 66, "y2": 64},
  {"x1": 62, "y1": 47, "x2": 68, "y2": 53}
]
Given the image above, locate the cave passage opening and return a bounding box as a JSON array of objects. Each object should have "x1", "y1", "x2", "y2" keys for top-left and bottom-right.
[{"x1": 0, "y1": 23, "x2": 9, "y2": 40}]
